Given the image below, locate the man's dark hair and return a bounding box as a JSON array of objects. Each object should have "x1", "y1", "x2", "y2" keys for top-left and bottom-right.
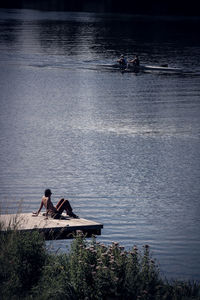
[{"x1": 45, "y1": 189, "x2": 52, "y2": 197}]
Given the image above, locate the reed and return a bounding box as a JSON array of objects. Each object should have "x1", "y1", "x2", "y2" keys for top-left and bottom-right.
[{"x1": 0, "y1": 217, "x2": 199, "y2": 300}]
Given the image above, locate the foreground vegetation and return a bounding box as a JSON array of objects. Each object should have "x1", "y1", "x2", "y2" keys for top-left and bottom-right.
[{"x1": 0, "y1": 227, "x2": 199, "y2": 300}]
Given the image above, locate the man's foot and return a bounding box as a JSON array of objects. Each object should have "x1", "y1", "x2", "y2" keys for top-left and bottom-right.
[{"x1": 69, "y1": 212, "x2": 79, "y2": 219}]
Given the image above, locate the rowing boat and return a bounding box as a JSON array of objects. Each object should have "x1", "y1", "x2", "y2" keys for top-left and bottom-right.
[
  {"x1": 132, "y1": 64, "x2": 182, "y2": 73},
  {"x1": 112, "y1": 63, "x2": 182, "y2": 73}
]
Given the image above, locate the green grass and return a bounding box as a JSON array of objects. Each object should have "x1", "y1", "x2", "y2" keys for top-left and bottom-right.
[{"x1": 0, "y1": 222, "x2": 199, "y2": 300}]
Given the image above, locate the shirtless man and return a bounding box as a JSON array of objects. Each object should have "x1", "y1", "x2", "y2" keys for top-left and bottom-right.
[{"x1": 33, "y1": 189, "x2": 78, "y2": 219}]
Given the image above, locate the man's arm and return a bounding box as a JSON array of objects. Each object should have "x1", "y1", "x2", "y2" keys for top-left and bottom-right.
[{"x1": 32, "y1": 199, "x2": 44, "y2": 216}]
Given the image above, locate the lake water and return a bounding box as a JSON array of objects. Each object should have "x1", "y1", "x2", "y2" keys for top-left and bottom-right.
[{"x1": 0, "y1": 9, "x2": 200, "y2": 280}]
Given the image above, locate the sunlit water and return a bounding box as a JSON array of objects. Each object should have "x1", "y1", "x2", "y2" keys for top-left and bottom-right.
[{"x1": 0, "y1": 9, "x2": 200, "y2": 280}]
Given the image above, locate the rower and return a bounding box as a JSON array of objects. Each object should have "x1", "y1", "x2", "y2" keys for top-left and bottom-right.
[
  {"x1": 117, "y1": 54, "x2": 127, "y2": 69},
  {"x1": 129, "y1": 55, "x2": 140, "y2": 67}
]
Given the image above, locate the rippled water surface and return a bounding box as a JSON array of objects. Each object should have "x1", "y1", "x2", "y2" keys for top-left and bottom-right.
[{"x1": 0, "y1": 9, "x2": 200, "y2": 279}]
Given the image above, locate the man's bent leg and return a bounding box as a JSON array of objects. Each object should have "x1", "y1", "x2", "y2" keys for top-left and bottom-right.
[
  {"x1": 56, "y1": 198, "x2": 65, "y2": 209},
  {"x1": 57, "y1": 199, "x2": 72, "y2": 214}
]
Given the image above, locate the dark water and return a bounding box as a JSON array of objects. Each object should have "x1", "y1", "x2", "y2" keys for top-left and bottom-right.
[{"x1": 0, "y1": 9, "x2": 200, "y2": 280}]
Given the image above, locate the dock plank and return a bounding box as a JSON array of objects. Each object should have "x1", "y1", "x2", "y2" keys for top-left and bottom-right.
[{"x1": 0, "y1": 213, "x2": 103, "y2": 240}]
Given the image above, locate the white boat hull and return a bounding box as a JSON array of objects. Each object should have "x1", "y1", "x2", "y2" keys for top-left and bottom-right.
[{"x1": 112, "y1": 63, "x2": 182, "y2": 73}]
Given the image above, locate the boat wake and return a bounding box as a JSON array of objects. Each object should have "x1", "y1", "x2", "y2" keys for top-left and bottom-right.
[
  {"x1": 1, "y1": 55, "x2": 199, "y2": 76},
  {"x1": 102, "y1": 63, "x2": 200, "y2": 76}
]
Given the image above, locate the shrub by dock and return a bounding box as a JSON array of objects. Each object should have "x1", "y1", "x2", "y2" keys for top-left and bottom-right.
[{"x1": 0, "y1": 222, "x2": 199, "y2": 299}]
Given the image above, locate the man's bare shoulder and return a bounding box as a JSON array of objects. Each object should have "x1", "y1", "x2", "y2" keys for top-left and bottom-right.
[{"x1": 42, "y1": 196, "x2": 48, "y2": 202}]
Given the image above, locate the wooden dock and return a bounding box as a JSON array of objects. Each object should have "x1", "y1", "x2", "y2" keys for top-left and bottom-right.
[{"x1": 0, "y1": 213, "x2": 103, "y2": 240}]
